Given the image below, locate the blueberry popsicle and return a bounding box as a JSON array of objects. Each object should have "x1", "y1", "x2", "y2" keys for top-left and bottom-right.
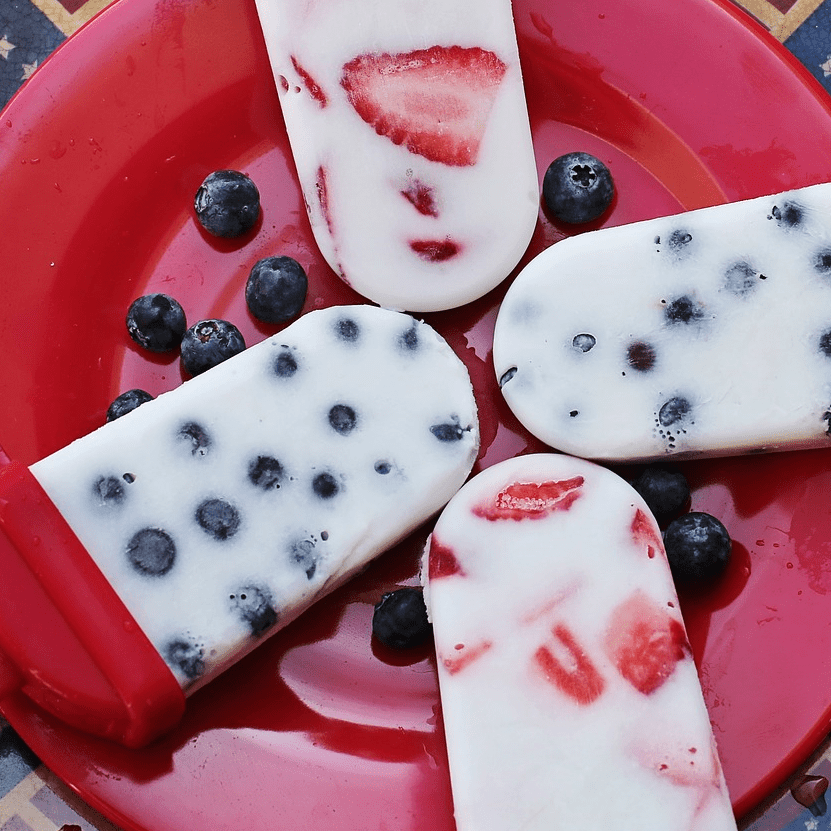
[
  {"x1": 423, "y1": 453, "x2": 736, "y2": 830},
  {"x1": 0, "y1": 305, "x2": 479, "y2": 746},
  {"x1": 494, "y1": 182, "x2": 831, "y2": 461},
  {"x1": 253, "y1": 0, "x2": 539, "y2": 312}
]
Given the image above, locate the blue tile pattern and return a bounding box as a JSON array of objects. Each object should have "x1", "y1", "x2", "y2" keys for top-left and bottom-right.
[{"x1": 786, "y1": 2, "x2": 831, "y2": 96}]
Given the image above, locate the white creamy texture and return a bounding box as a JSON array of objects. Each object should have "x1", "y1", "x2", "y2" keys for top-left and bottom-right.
[
  {"x1": 493, "y1": 182, "x2": 831, "y2": 461},
  {"x1": 253, "y1": 0, "x2": 538, "y2": 312},
  {"x1": 31, "y1": 305, "x2": 479, "y2": 691},
  {"x1": 423, "y1": 453, "x2": 736, "y2": 831}
]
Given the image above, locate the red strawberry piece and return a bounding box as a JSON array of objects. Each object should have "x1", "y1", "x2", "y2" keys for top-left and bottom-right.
[
  {"x1": 631, "y1": 507, "x2": 663, "y2": 559},
  {"x1": 604, "y1": 590, "x2": 689, "y2": 695},
  {"x1": 401, "y1": 178, "x2": 440, "y2": 217},
  {"x1": 533, "y1": 623, "x2": 605, "y2": 705},
  {"x1": 291, "y1": 56, "x2": 328, "y2": 106},
  {"x1": 410, "y1": 238, "x2": 461, "y2": 262},
  {"x1": 428, "y1": 536, "x2": 466, "y2": 579},
  {"x1": 472, "y1": 476, "x2": 584, "y2": 521},
  {"x1": 340, "y1": 45, "x2": 507, "y2": 167}
]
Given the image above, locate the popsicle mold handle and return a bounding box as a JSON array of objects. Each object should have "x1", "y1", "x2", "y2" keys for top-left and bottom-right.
[{"x1": 0, "y1": 458, "x2": 186, "y2": 748}]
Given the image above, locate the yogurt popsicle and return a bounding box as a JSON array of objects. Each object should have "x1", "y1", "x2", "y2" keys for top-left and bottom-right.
[
  {"x1": 494, "y1": 182, "x2": 831, "y2": 461},
  {"x1": 253, "y1": 0, "x2": 539, "y2": 313},
  {"x1": 0, "y1": 305, "x2": 479, "y2": 746},
  {"x1": 423, "y1": 453, "x2": 736, "y2": 830}
]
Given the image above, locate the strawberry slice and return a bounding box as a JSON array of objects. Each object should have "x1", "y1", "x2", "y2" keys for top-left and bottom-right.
[
  {"x1": 604, "y1": 590, "x2": 689, "y2": 695},
  {"x1": 472, "y1": 477, "x2": 584, "y2": 521},
  {"x1": 428, "y1": 535, "x2": 466, "y2": 579},
  {"x1": 340, "y1": 45, "x2": 507, "y2": 167},
  {"x1": 533, "y1": 623, "x2": 605, "y2": 706}
]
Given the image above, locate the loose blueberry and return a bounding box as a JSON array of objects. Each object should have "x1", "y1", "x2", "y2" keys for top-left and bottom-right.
[
  {"x1": 245, "y1": 256, "x2": 308, "y2": 323},
  {"x1": 572, "y1": 333, "x2": 596, "y2": 352},
  {"x1": 180, "y1": 319, "x2": 246, "y2": 376},
  {"x1": 328, "y1": 403, "x2": 358, "y2": 435},
  {"x1": 372, "y1": 587, "x2": 432, "y2": 650},
  {"x1": 178, "y1": 421, "x2": 211, "y2": 456},
  {"x1": 248, "y1": 455, "x2": 284, "y2": 490},
  {"x1": 230, "y1": 585, "x2": 278, "y2": 636},
  {"x1": 164, "y1": 638, "x2": 204, "y2": 680},
  {"x1": 106, "y1": 389, "x2": 154, "y2": 422},
  {"x1": 335, "y1": 316, "x2": 360, "y2": 343},
  {"x1": 627, "y1": 341, "x2": 656, "y2": 372},
  {"x1": 663, "y1": 512, "x2": 732, "y2": 584},
  {"x1": 125, "y1": 293, "x2": 187, "y2": 352},
  {"x1": 665, "y1": 295, "x2": 704, "y2": 324},
  {"x1": 630, "y1": 465, "x2": 690, "y2": 524},
  {"x1": 195, "y1": 498, "x2": 241, "y2": 541},
  {"x1": 273, "y1": 347, "x2": 298, "y2": 378},
  {"x1": 291, "y1": 538, "x2": 319, "y2": 579},
  {"x1": 127, "y1": 527, "x2": 176, "y2": 576},
  {"x1": 194, "y1": 170, "x2": 260, "y2": 238},
  {"x1": 92, "y1": 475, "x2": 126, "y2": 507},
  {"x1": 542, "y1": 152, "x2": 614, "y2": 224},
  {"x1": 312, "y1": 472, "x2": 340, "y2": 499},
  {"x1": 659, "y1": 396, "x2": 692, "y2": 427}
]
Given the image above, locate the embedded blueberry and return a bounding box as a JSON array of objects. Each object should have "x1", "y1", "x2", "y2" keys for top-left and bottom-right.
[
  {"x1": 627, "y1": 341, "x2": 656, "y2": 372},
  {"x1": 312, "y1": 472, "x2": 339, "y2": 499},
  {"x1": 499, "y1": 366, "x2": 517, "y2": 387},
  {"x1": 814, "y1": 249, "x2": 831, "y2": 273},
  {"x1": 430, "y1": 419, "x2": 466, "y2": 442},
  {"x1": 542, "y1": 152, "x2": 614, "y2": 224},
  {"x1": 106, "y1": 389, "x2": 154, "y2": 422},
  {"x1": 180, "y1": 319, "x2": 246, "y2": 376},
  {"x1": 291, "y1": 539, "x2": 319, "y2": 579},
  {"x1": 92, "y1": 475, "x2": 126, "y2": 507},
  {"x1": 125, "y1": 293, "x2": 187, "y2": 353},
  {"x1": 374, "y1": 460, "x2": 392, "y2": 474},
  {"x1": 178, "y1": 422, "x2": 211, "y2": 457},
  {"x1": 194, "y1": 170, "x2": 260, "y2": 238},
  {"x1": 630, "y1": 465, "x2": 690, "y2": 524},
  {"x1": 248, "y1": 455, "x2": 284, "y2": 490},
  {"x1": 664, "y1": 295, "x2": 704, "y2": 324},
  {"x1": 724, "y1": 261, "x2": 764, "y2": 295},
  {"x1": 328, "y1": 403, "x2": 358, "y2": 435},
  {"x1": 273, "y1": 347, "x2": 298, "y2": 378},
  {"x1": 399, "y1": 323, "x2": 419, "y2": 351},
  {"x1": 659, "y1": 396, "x2": 692, "y2": 427},
  {"x1": 771, "y1": 201, "x2": 803, "y2": 228},
  {"x1": 666, "y1": 229, "x2": 693, "y2": 253},
  {"x1": 127, "y1": 528, "x2": 176, "y2": 576},
  {"x1": 245, "y1": 256, "x2": 308, "y2": 323},
  {"x1": 819, "y1": 330, "x2": 831, "y2": 357},
  {"x1": 229, "y1": 585, "x2": 278, "y2": 636},
  {"x1": 164, "y1": 638, "x2": 204, "y2": 680},
  {"x1": 195, "y1": 498, "x2": 241, "y2": 541},
  {"x1": 663, "y1": 512, "x2": 732, "y2": 584},
  {"x1": 572, "y1": 333, "x2": 596, "y2": 352},
  {"x1": 334, "y1": 316, "x2": 360, "y2": 343},
  {"x1": 372, "y1": 587, "x2": 432, "y2": 650}
]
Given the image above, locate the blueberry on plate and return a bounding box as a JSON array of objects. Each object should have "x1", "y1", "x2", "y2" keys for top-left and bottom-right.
[
  {"x1": 663, "y1": 512, "x2": 732, "y2": 585},
  {"x1": 372, "y1": 587, "x2": 432, "y2": 650},
  {"x1": 630, "y1": 465, "x2": 690, "y2": 524},
  {"x1": 194, "y1": 170, "x2": 260, "y2": 238},
  {"x1": 126, "y1": 293, "x2": 187, "y2": 352},
  {"x1": 245, "y1": 256, "x2": 308, "y2": 323},
  {"x1": 542, "y1": 152, "x2": 614, "y2": 224},
  {"x1": 106, "y1": 388, "x2": 154, "y2": 422},
  {"x1": 180, "y1": 319, "x2": 246, "y2": 376}
]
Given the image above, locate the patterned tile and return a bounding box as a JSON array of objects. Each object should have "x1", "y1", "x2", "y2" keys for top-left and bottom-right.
[{"x1": 0, "y1": 726, "x2": 40, "y2": 799}]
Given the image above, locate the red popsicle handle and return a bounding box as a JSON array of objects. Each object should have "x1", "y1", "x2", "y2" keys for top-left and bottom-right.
[{"x1": 0, "y1": 454, "x2": 186, "y2": 747}]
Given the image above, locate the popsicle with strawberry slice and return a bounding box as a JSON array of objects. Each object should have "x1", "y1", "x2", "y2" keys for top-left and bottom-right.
[
  {"x1": 423, "y1": 453, "x2": 737, "y2": 830},
  {"x1": 253, "y1": 0, "x2": 538, "y2": 312}
]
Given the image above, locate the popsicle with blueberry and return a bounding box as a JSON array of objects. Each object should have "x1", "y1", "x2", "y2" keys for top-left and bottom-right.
[
  {"x1": 252, "y1": 0, "x2": 538, "y2": 312},
  {"x1": 423, "y1": 453, "x2": 737, "y2": 830},
  {"x1": 0, "y1": 305, "x2": 479, "y2": 746},
  {"x1": 494, "y1": 182, "x2": 831, "y2": 461}
]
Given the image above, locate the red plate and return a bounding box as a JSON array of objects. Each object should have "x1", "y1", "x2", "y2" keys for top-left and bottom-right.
[{"x1": 1, "y1": 0, "x2": 831, "y2": 827}]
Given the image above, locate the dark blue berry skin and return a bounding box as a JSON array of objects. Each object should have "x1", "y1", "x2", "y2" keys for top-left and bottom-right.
[
  {"x1": 195, "y1": 498, "x2": 241, "y2": 541},
  {"x1": 630, "y1": 466, "x2": 690, "y2": 524},
  {"x1": 328, "y1": 404, "x2": 358, "y2": 435},
  {"x1": 126, "y1": 293, "x2": 187, "y2": 352},
  {"x1": 127, "y1": 528, "x2": 176, "y2": 576},
  {"x1": 372, "y1": 588, "x2": 432, "y2": 650},
  {"x1": 180, "y1": 319, "x2": 246, "y2": 376},
  {"x1": 312, "y1": 472, "x2": 339, "y2": 500},
  {"x1": 245, "y1": 256, "x2": 308, "y2": 323},
  {"x1": 92, "y1": 475, "x2": 127, "y2": 508},
  {"x1": 165, "y1": 638, "x2": 204, "y2": 680},
  {"x1": 248, "y1": 455, "x2": 284, "y2": 490},
  {"x1": 229, "y1": 585, "x2": 278, "y2": 636},
  {"x1": 291, "y1": 539, "x2": 319, "y2": 579},
  {"x1": 178, "y1": 421, "x2": 211, "y2": 457},
  {"x1": 663, "y1": 512, "x2": 732, "y2": 584},
  {"x1": 542, "y1": 152, "x2": 614, "y2": 224},
  {"x1": 194, "y1": 170, "x2": 260, "y2": 238},
  {"x1": 106, "y1": 388, "x2": 154, "y2": 422},
  {"x1": 273, "y1": 348, "x2": 298, "y2": 378}
]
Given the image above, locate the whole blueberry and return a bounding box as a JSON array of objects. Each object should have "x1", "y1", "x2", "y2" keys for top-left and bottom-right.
[
  {"x1": 542, "y1": 152, "x2": 614, "y2": 224},
  {"x1": 230, "y1": 584, "x2": 278, "y2": 636},
  {"x1": 165, "y1": 638, "x2": 204, "y2": 680},
  {"x1": 194, "y1": 170, "x2": 260, "y2": 238},
  {"x1": 631, "y1": 465, "x2": 690, "y2": 523},
  {"x1": 663, "y1": 512, "x2": 732, "y2": 584},
  {"x1": 372, "y1": 588, "x2": 432, "y2": 650},
  {"x1": 127, "y1": 527, "x2": 176, "y2": 576},
  {"x1": 245, "y1": 256, "x2": 308, "y2": 323},
  {"x1": 106, "y1": 388, "x2": 154, "y2": 422},
  {"x1": 180, "y1": 319, "x2": 246, "y2": 376},
  {"x1": 195, "y1": 497, "x2": 241, "y2": 541},
  {"x1": 125, "y1": 293, "x2": 187, "y2": 352}
]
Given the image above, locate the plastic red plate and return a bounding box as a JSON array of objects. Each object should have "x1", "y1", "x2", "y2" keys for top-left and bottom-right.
[{"x1": 2, "y1": 0, "x2": 831, "y2": 827}]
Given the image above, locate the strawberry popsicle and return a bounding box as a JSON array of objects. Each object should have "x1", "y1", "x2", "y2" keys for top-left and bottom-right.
[
  {"x1": 494, "y1": 182, "x2": 831, "y2": 461},
  {"x1": 0, "y1": 305, "x2": 479, "y2": 746},
  {"x1": 253, "y1": 0, "x2": 539, "y2": 312},
  {"x1": 423, "y1": 453, "x2": 736, "y2": 830}
]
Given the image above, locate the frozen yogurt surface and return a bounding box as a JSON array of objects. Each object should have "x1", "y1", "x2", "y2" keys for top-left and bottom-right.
[
  {"x1": 423, "y1": 453, "x2": 736, "y2": 830},
  {"x1": 253, "y1": 0, "x2": 539, "y2": 312},
  {"x1": 494, "y1": 183, "x2": 831, "y2": 461}
]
